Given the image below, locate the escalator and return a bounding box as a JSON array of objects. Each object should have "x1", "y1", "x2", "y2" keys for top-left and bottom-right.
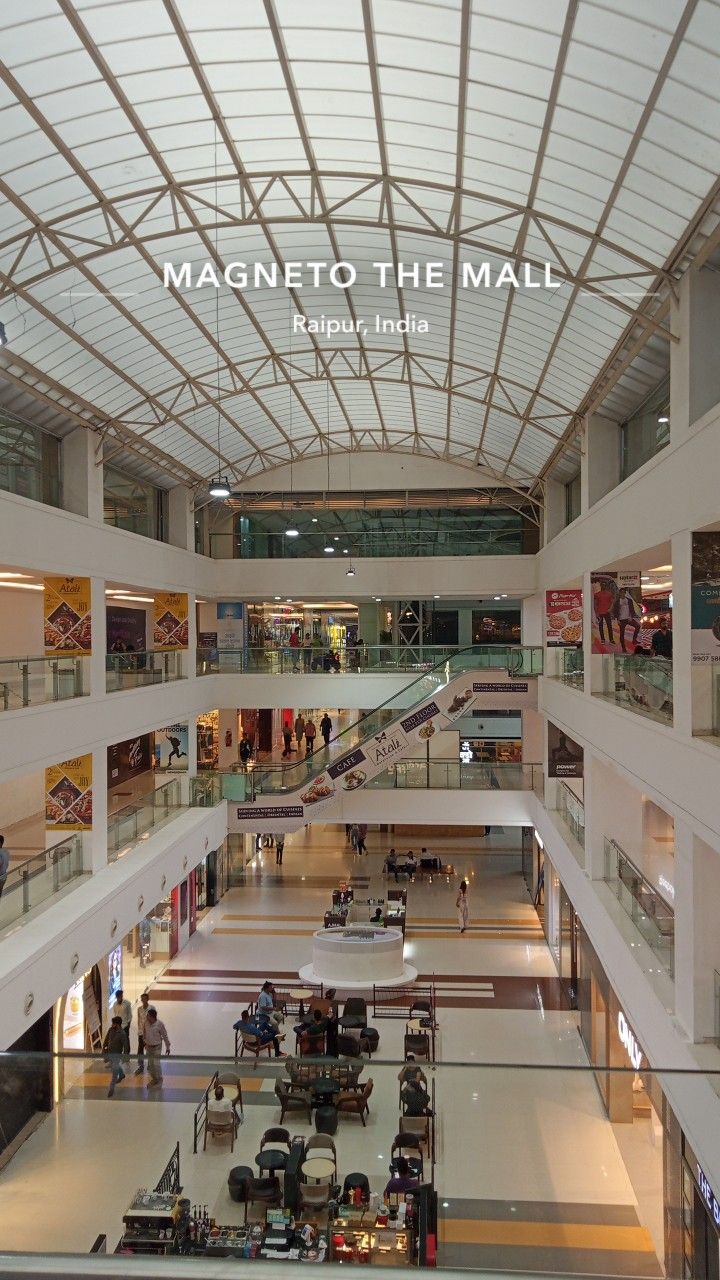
[{"x1": 227, "y1": 646, "x2": 534, "y2": 832}]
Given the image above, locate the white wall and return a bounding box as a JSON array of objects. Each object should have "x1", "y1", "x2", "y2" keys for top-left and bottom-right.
[
  {"x1": 0, "y1": 770, "x2": 44, "y2": 833},
  {"x1": 0, "y1": 586, "x2": 44, "y2": 657}
]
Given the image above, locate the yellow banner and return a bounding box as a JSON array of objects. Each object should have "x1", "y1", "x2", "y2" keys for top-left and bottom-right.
[
  {"x1": 44, "y1": 576, "x2": 92, "y2": 656},
  {"x1": 45, "y1": 754, "x2": 93, "y2": 830},
  {"x1": 153, "y1": 591, "x2": 189, "y2": 650}
]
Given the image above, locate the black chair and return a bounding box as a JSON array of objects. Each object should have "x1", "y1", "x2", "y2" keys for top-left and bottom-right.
[
  {"x1": 343, "y1": 996, "x2": 367, "y2": 1022},
  {"x1": 343, "y1": 1172, "x2": 370, "y2": 1204},
  {"x1": 337, "y1": 1031, "x2": 363, "y2": 1058},
  {"x1": 275, "y1": 1079, "x2": 312, "y2": 1124},
  {"x1": 404, "y1": 1032, "x2": 430, "y2": 1062},
  {"x1": 409, "y1": 999, "x2": 432, "y2": 1018},
  {"x1": 228, "y1": 1165, "x2": 254, "y2": 1203},
  {"x1": 260, "y1": 1126, "x2": 291, "y2": 1154},
  {"x1": 315, "y1": 1104, "x2": 338, "y2": 1135},
  {"x1": 361, "y1": 1027, "x2": 380, "y2": 1056}
]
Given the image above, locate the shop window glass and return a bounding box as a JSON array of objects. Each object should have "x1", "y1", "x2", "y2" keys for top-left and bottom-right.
[
  {"x1": 103, "y1": 464, "x2": 167, "y2": 540},
  {"x1": 564, "y1": 473, "x2": 580, "y2": 526},
  {"x1": 0, "y1": 413, "x2": 61, "y2": 508},
  {"x1": 620, "y1": 378, "x2": 670, "y2": 481}
]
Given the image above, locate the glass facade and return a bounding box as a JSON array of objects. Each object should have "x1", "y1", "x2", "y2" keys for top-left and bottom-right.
[
  {"x1": 564, "y1": 472, "x2": 581, "y2": 526},
  {"x1": 103, "y1": 465, "x2": 168, "y2": 541},
  {"x1": 216, "y1": 504, "x2": 538, "y2": 559},
  {"x1": 0, "y1": 414, "x2": 61, "y2": 508},
  {"x1": 620, "y1": 378, "x2": 670, "y2": 481}
]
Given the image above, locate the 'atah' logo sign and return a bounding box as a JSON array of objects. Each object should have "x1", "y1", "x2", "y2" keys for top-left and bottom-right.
[{"x1": 617, "y1": 1010, "x2": 643, "y2": 1070}]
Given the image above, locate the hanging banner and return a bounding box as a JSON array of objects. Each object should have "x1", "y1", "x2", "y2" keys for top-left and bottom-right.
[
  {"x1": 545, "y1": 589, "x2": 583, "y2": 648},
  {"x1": 45, "y1": 754, "x2": 93, "y2": 830},
  {"x1": 216, "y1": 602, "x2": 244, "y2": 649},
  {"x1": 547, "y1": 723, "x2": 584, "y2": 778},
  {"x1": 691, "y1": 532, "x2": 720, "y2": 664},
  {"x1": 153, "y1": 591, "x2": 189, "y2": 650},
  {"x1": 590, "y1": 571, "x2": 642, "y2": 655},
  {"x1": 155, "y1": 724, "x2": 189, "y2": 770},
  {"x1": 107, "y1": 735, "x2": 153, "y2": 786},
  {"x1": 107, "y1": 605, "x2": 146, "y2": 654},
  {"x1": 44, "y1": 576, "x2": 92, "y2": 656}
]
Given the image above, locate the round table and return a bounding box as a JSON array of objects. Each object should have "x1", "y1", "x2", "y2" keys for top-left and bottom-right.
[
  {"x1": 311, "y1": 1076, "x2": 341, "y2": 1106},
  {"x1": 405, "y1": 1018, "x2": 425, "y2": 1034},
  {"x1": 255, "y1": 1148, "x2": 288, "y2": 1173},
  {"x1": 301, "y1": 1156, "x2": 336, "y2": 1183},
  {"x1": 293, "y1": 987, "x2": 315, "y2": 1017}
]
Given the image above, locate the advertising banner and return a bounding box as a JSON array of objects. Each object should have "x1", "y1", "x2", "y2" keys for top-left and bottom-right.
[
  {"x1": 155, "y1": 724, "x2": 189, "y2": 771},
  {"x1": 107, "y1": 734, "x2": 153, "y2": 786},
  {"x1": 107, "y1": 605, "x2": 146, "y2": 655},
  {"x1": 545, "y1": 589, "x2": 583, "y2": 647},
  {"x1": 107, "y1": 945, "x2": 122, "y2": 1008},
  {"x1": 44, "y1": 576, "x2": 92, "y2": 656},
  {"x1": 45, "y1": 754, "x2": 93, "y2": 830},
  {"x1": 691, "y1": 532, "x2": 720, "y2": 664},
  {"x1": 399, "y1": 699, "x2": 443, "y2": 745},
  {"x1": 216, "y1": 602, "x2": 244, "y2": 650},
  {"x1": 590, "y1": 571, "x2": 642, "y2": 655},
  {"x1": 435, "y1": 683, "x2": 476, "y2": 721},
  {"x1": 547, "y1": 723, "x2": 584, "y2": 777},
  {"x1": 153, "y1": 591, "x2": 189, "y2": 650},
  {"x1": 364, "y1": 728, "x2": 408, "y2": 770}
]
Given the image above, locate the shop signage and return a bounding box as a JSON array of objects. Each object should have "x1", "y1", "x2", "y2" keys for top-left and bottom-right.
[
  {"x1": 472, "y1": 681, "x2": 528, "y2": 693},
  {"x1": 591, "y1": 570, "x2": 642, "y2": 655},
  {"x1": 236, "y1": 805, "x2": 303, "y2": 820},
  {"x1": 155, "y1": 724, "x2": 189, "y2": 771},
  {"x1": 153, "y1": 591, "x2": 189, "y2": 650},
  {"x1": 400, "y1": 701, "x2": 440, "y2": 734},
  {"x1": 216, "y1": 601, "x2": 244, "y2": 650},
  {"x1": 691, "y1": 532, "x2": 720, "y2": 664},
  {"x1": 545, "y1": 589, "x2": 583, "y2": 648},
  {"x1": 44, "y1": 575, "x2": 92, "y2": 656},
  {"x1": 697, "y1": 1164, "x2": 720, "y2": 1227},
  {"x1": 328, "y1": 748, "x2": 367, "y2": 780},
  {"x1": 617, "y1": 1010, "x2": 643, "y2": 1070},
  {"x1": 108, "y1": 945, "x2": 122, "y2": 1008},
  {"x1": 460, "y1": 740, "x2": 474, "y2": 764},
  {"x1": 106, "y1": 605, "x2": 146, "y2": 655},
  {"x1": 366, "y1": 728, "x2": 408, "y2": 767}
]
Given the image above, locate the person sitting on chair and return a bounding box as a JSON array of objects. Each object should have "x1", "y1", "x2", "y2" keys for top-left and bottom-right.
[
  {"x1": 384, "y1": 1156, "x2": 419, "y2": 1197},
  {"x1": 401, "y1": 1078, "x2": 434, "y2": 1117},
  {"x1": 233, "y1": 1009, "x2": 285, "y2": 1057},
  {"x1": 208, "y1": 1083, "x2": 241, "y2": 1130},
  {"x1": 296, "y1": 1007, "x2": 329, "y2": 1053}
]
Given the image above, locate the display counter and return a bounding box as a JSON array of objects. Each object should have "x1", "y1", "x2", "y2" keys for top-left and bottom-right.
[
  {"x1": 188, "y1": 1210, "x2": 328, "y2": 1263},
  {"x1": 118, "y1": 1189, "x2": 182, "y2": 1255},
  {"x1": 331, "y1": 1206, "x2": 414, "y2": 1266}
]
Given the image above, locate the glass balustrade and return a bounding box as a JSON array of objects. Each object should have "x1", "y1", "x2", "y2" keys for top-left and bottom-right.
[
  {"x1": 600, "y1": 653, "x2": 673, "y2": 725},
  {"x1": 106, "y1": 650, "x2": 186, "y2": 692},
  {"x1": 0, "y1": 1050, "x2": 714, "y2": 1280},
  {"x1": 557, "y1": 780, "x2": 585, "y2": 846},
  {"x1": 0, "y1": 834, "x2": 86, "y2": 935},
  {"x1": 604, "y1": 836, "x2": 675, "y2": 977},
  {"x1": 197, "y1": 644, "x2": 543, "y2": 677},
  {"x1": 107, "y1": 780, "x2": 185, "y2": 862},
  {"x1": 0, "y1": 654, "x2": 90, "y2": 711},
  {"x1": 552, "y1": 647, "x2": 584, "y2": 689}
]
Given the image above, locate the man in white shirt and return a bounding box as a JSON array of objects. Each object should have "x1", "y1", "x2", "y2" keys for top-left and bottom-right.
[
  {"x1": 134, "y1": 992, "x2": 150, "y2": 1077},
  {"x1": 112, "y1": 988, "x2": 133, "y2": 1058},
  {"x1": 207, "y1": 1084, "x2": 239, "y2": 1130},
  {"x1": 143, "y1": 1007, "x2": 171, "y2": 1086}
]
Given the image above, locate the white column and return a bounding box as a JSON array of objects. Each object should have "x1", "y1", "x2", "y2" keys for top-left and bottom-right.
[
  {"x1": 670, "y1": 267, "x2": 720, "y2": 437},
  {"x1": 580, "y1": 413, "x2": 620, "y2": 512},
  {"x1": 521, "y1": 593, "x2": 543, "y2": 647},
  {"x1": 186, "y1": 590, "x2": 197, "y2": 683},
  {"x1": 671, "y1": 530, "x2": 693, "y2": 737},
  {"x1": 168, "y1": 485, "x2": 195, "y2": 551},
  {"x1": 583, "y1": 751, "x2": 605, "y2": 880},
  {"x1": 61, "y1": 428, "x2": 104, "y2": 523},
  {"x1": 581, "y1": 570, "x2": 596, "y2": 695},
  {"x1": 543, "y1": 478, "x2": 565, "y2": 545},
  {"x1": 87, "y1": 744, "x2": 109, "y2": 873},
  {"x1": 674, "y1": 824, "x2": 720, "y2": 1042},
  {"x1": 90, "y1": 576, "x2": 107, "y2": 700},
  {"x1": 218, "y1": 709, "x2": 238, "y2": 769}
]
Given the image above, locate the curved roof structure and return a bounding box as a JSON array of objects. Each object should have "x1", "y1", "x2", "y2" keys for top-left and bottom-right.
[{"x1": 1, "y1": 0, "x2": 719, "y2": 490}]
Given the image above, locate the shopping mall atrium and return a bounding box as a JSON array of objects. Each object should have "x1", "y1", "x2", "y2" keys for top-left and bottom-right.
[{"x1": 3, "y1": 2, "x2": 720, "y2": 1277}]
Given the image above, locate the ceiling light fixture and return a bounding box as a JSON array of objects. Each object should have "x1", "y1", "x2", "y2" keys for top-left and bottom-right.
[
  {"x1": 657, "y1": 414, "x2": 669, "y2": 424},
  {"x1": 346, "y1": 566, "x2": 356, "y2": 578},
  {"x1": 0, "y1": 572, "x2": 32, "y2": 579},
  {"x1": 285, "y1": 527, "x2": 299, "y2": 538},
  {"x1": 312, "y1": 517, "x2": 318, "y2": 523},
  {"x1": 209, "y1": 476, "x2": 230, "y2": 498},
  {"x1": 0, "y1": 581, "x2": 43, "y2": 591},
  {"x1": 274, "y1": 596, "x2": 281, "y2": 601},
  {"x1": 324, "y1": 545, "x2": 335, "y2": 553}
]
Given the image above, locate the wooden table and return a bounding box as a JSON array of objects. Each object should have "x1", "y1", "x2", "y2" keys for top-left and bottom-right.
[{"x1": 301, "y1": 1156, "x2": 336, "y2": 1182}]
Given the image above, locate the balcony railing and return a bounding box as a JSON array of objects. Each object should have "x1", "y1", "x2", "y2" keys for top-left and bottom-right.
[
  {"x1": 106, "y1": 649, "x2": 186, "y2": 692},
  {"x1": 600, "y1": 653, "x2": 673, "y2": 725},
  {"x1": 197, "y1": 644, "x2": 544, "y2": 677},
  {"x1": 548, "y1": 647, "x2": 584, "y2": 689},
  {"x1": 557, "y1": 780, "x2": 585, "y2": 846},
  {"x1": 193, "y1": 760, "x2": 540, "y2": 803},
  {"x1": 0, "y1": 653, "x2": 90, "y2": 711},
  {"x1": 0, "y1": 834, "x2": 86, "y2": 935},
  {"x1": 107, "y1": 779, "x2": 184, "y2": 861},
  {"x1": 604, "y1": 836, "x2": 674, "y2": 977}
]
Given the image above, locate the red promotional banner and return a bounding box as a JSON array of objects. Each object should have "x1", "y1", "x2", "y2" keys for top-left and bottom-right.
[{"x1": 545, "y1": 589, "x2": 583, "y2": 647}]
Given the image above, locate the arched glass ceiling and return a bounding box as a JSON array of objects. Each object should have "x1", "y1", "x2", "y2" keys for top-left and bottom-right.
[{"x1": 0, "y1": 0, "x2": 719, "y2": 489}]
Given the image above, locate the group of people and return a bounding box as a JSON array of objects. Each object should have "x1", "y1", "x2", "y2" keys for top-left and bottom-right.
[
  {"x1": 282, "y1": 711, "x2": 333, "y2": 758},
  {"x1": 232, "y1": 982, "x2": 343, "y2": 1059},
  {"x1": 287, "y1": 629, "x2": 350, "y2": 673},
  {"x1": 102, "y1": 989, "x2": 171, "y2": 1097}
]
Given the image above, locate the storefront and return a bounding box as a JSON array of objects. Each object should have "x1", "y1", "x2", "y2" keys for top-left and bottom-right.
[
  {"x1": 246, "y1": 602, "x2": 359, "y2": 652},
  {"x1": 197, "y1": 710, "x2": 219, "y2": 769}
]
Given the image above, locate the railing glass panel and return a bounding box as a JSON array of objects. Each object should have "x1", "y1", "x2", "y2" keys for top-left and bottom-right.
[
  {"x1": 106, "y1": 650, "x2": 186, "y2": 692},
  {"x1": 600, "y1": 653, "x2": 673, "y2": 725},
  {"x1": 107, "y1": 780, "x2": 184, "y2": 862},
  {"x1": 0, "y1": 654, "x2": 90, "y2": 711},
  {"x1": 557, "y1": 780, "x2": 585, "y2": 846},
  {"x1": 0, "y1": 834, "x2": 85, "y2": 934},
  {"x1": 196, "y1": 644, "x2": 543, "y2": 677},
  {"x1": 604, "y1": 836, "x2": 674, "y2": 977}
]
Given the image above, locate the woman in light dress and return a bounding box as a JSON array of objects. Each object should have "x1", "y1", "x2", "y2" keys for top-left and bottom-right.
[{"x1": 456, "y1": 879, "x2": 469, "y2": 934}]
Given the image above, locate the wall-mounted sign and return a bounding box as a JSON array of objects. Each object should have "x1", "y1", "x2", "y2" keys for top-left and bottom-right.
[
  {"x1": 107, "y1": 945, "x2": 123, "y2": 1008},
  {"x1": 697, "y1": 1164, "x2": 720, "y2": 1228},
  {"x1": 153, "y1": 591, "x2": 189, "y2": 650},
  {"x1": 473, "y1": 681, "x2": 528, "y2": 693},
  {"x1": 591, "y1": 571, "x2": 642, "y2": 655},
  {"x1": 45, "y1": 754, "x2": 93, "y2": 830},
  {"x1": 691, "y1": 532, "x2": 720, "y2": 664},
  {"x1": 545, "y1": 589, "x2": 583, "y2": 648},
  {"x1": 44, "y1": 576, "x2": 92, "y2": 656},
  {"x1": 216, "y1": 601, "x2": 244, "y2": 650},
  {"x1": 459, "y1": 740, "x2": 474, "y2": 764},
  {"x1": 547, "y1": 722, "x2": 584, "y2": 778},
  {"x1": 617, "y1": 1010, "x2": 643, "y2": 1070}
]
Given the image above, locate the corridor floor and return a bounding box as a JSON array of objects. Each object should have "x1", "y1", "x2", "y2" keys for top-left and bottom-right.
[{"x1": 0, "y1": 824, "x2": 663, "y2": 1275}]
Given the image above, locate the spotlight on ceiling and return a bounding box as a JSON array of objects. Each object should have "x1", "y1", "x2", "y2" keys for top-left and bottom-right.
[
  {"x1": 285, "y1": 527, "x2": 300, "y2": 538},
  {"x1": 324, "y1": 545, "x2": 335, "y2": 553},
  {"x1": 208, "y1": 476, "x2": 230, "y2": 498},
  {"x1": 311, "y1": 517, "x2": 318, "y2": 523},
  {"x1": 0, "y1": 321, "x2": 7, "y2": 347},
  {"x1": 657, "y1": 414, "x2": 669, "y2": 424},
  {"x1": 346, "y1": 566, "x2": 356, "y2": 578}
]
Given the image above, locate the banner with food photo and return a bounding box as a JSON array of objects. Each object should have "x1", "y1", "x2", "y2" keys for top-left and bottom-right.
[
  {"x1": 545, "y1": 589, "x2": 583, "y2": 647},
  {"x1": 435, "y1": 683, "x2": 476, "y2": 721},
  {"x1": 44, "y1": 576, "x2": 92, "y2": 656},
  {"x1": 590, "y1": 570, "x2": 642, "y2": 655},
  {"x1": 691, "y1": 532, "x2": 720, "y2": 664},
  {"x1": 298, "y1": 770, "x2": 338, "y2": 816},
  {"x1": 45, "y1": 754, "x2": 93, "y2": 830},
  {"x1": 153, "y1": 591, "x2": 189, "y2": 650}
]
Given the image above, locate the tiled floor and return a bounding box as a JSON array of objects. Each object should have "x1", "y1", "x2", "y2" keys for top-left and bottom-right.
[{"x1": 0, "y1": 822, "x2": 665, "y2": 1274}]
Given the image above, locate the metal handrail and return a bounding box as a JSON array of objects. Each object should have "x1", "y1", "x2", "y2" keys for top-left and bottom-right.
[{"x1": 606, "y1": 837, "x2": 675, "y2": 916}]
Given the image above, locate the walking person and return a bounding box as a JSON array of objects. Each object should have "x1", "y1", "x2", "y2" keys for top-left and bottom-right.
[
  {"x1": 275, "y1": 833, "x2": 285, "y2": 866},
  {"x1": 356, "y1": 823, "x2": 368, "y2": 855},
  {"x1": 303, "y1": 631, "x2": 312, "y2": 673},
  {"x1": 456, "y1": 879, "x2": 470, "y2": 934},
  {"x1": 143, "y1": 1007, "x2": 171, "y2": 1087},
  {"x1": 294, "y1": 712, "x2": 305, "y2": 754},
  {"x1": 282, "y1": 723, "x2": 293, "y2": 757},
  {"x1": 319, "y1": 711, "x2": 332, "y2": 747},
  {"x1": 239, "y1": 733, "x2": 252, "y2": 772},
  {"x1": 349, "y1": 823, "x2": 360, "y2": 854},
  {"x1": 103, "y1": 1016, "x2": 126, "y2": 1097},
  {"x1": 135, "y1": 992, "x2": 150, "y2": 1076},
  {"x1": 304, "y1": 717, "x2": 317, "y2": 755},
  {"x1": 289, "y1": 626, "x2": 301, "y2": 671},
  {"x1": 0, "y1": 835, "x2": 9, "y2": 900},
  {"x1": 112, "y1": 988, "x2": 132, "y2": 1058}
]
